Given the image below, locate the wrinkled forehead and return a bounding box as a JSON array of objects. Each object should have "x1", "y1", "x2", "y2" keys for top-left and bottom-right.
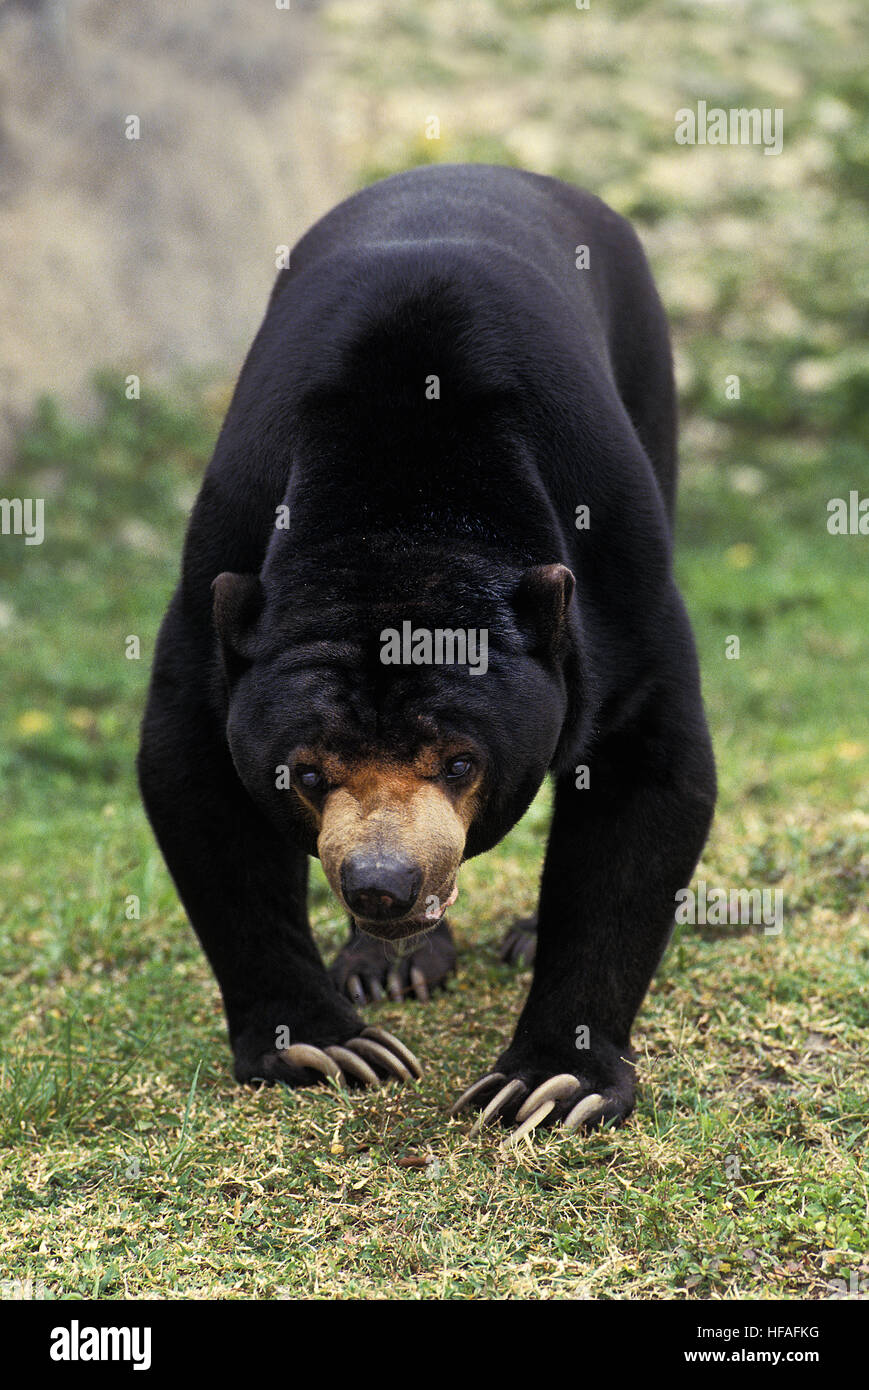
[{"x1": 265, "y1": 645, "x2": 500, "y2": 754}]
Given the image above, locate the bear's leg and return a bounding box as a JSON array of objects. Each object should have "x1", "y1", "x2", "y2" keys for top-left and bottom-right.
[
  {"x1": 137, "y1": 628, "x2": 421, "y2": 1090},
  {"x1": 454, "y1": 676, "x2": 715, "y2": 1141}
]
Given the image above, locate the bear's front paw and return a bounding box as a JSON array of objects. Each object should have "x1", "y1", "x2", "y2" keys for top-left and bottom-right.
[
  {"x1": 330, "y1": 918, "x2": 456, "y2": 1004},
  {"x1": 451, "y1": 1044, "x2": 635, "y2": 1146},
  {"x1": 234, "y1": 1019, "x2": 422, "y2": 1091},
  {"x1": 498, "y1": 915, "x2": 537, "y2": 966}
]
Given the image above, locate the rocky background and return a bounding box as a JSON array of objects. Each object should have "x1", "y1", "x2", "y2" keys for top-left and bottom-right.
[{"x1": 0, "y1": 0, "x2": 341, "y2": 460}]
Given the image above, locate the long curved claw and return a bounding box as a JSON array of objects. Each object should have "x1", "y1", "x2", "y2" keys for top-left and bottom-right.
[
  {"x1": 501, "y1": 1100, "x2": 556, "y2": 1150},
  {"x1": 515, "y1": 1073, "x2": 582, "y2": 1124},
  {"x1": 562, "y1": 1091, "x2": 606, "y2": 1133},
  {"x1": 365, "y1": 977, "x2": 386, "y2": 1002},
  {"x1": 278, "y1": 1043, "x2": 343, "y2": 1082},
  {"x1": 347, "y1": 1036, "x2": 412, "y2": 1081},
  {"x1": 450, "y1": 1071, "x2": 506, "y2": 1117},
  {"x1": 386, "y1": 968, "x2": 404, "y2": 1002},
  {"x1": 469, "y1": 1078, "x2": 528, "y2": 1138},
  {"x1": 324, "y1": 1044, "x2": 380, "y2": 1087},
  {"x1": 361, "y1": 1026, "x2": 423, "y2": 1079},
  {"x1": 346, "y1": 973, "x2": 366, "y2": 1006},
  {"x1": 409, "y1": 965, "x2": 430, "y2": 1003}
]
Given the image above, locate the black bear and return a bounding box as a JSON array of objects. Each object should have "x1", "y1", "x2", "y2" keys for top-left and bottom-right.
[{"x1": 138, "y1": 164, "x2": 716, "y2": 1140}]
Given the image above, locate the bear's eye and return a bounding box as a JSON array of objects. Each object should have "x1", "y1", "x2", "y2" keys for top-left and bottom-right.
[
  {"x1": 444, "y1": 756, "x2": 473, "y2": 781},
  {"x1": 296, "y1": 765, "x2": 324, "y2": 792}
]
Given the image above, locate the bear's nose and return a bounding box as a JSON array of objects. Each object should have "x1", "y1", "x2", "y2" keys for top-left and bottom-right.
[{"x1": 340, "y1": 854, "x2": 422, "y2": 920}]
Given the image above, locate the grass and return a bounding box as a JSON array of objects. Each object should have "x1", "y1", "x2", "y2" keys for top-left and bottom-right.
[
  {"x1": 0, "y1": 381, "x2": 865, "y2": 1301},
  {"x1": 1, "y1": 0, "x2": 868, "y2": 1300}
]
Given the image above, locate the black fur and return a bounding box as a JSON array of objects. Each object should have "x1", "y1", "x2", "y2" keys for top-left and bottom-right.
[{"x1": 138, "y1": 165, "x2": 716, "y2": 1116}]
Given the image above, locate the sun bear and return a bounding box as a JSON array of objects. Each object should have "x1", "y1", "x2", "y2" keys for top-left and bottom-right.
[{"x1": 138, "y1": 164, "x2": 716, "y2": 1139}]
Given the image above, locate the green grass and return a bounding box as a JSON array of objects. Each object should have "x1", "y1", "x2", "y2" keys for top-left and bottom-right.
[
  {"x1": 0, "y1": 376, "x2": 865, "y2": 1300},
  {"x1": 1, "y1": 0, "x2": 868, "y2": 1301}
]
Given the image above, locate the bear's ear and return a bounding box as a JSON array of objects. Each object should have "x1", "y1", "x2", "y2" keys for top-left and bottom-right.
[
  {"x1": 512, "y1": 563, "x2": 575, "y2": 657},
  {"x1": 211, "y1": 572, "x2": 264, "y2": 680}
]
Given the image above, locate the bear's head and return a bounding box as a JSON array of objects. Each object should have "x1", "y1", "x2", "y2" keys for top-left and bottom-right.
[{"x1": 211, "y1": 547, "x2": 579, "y2": 941}]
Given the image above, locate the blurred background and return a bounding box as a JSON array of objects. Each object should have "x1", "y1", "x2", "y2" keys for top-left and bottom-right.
[
  {"x1": 1, "y1": 0, "x2": 865, "y2": 458},
  {"x1": 0, "y1": 0, "x2": 339, "y2": 458},
  {"x1": 1, "y1": 0, "x2": 867, "y2": 1301}
]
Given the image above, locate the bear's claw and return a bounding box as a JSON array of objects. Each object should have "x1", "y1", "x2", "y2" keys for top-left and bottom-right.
[
  {"x1": 450, "y1": 1071, "x2": 506, "y2": 1114},
  {"x1": 279, "y1": 1043, "x2": 344, "y2": 1081},
  {"x1": 278, "y1": 1026, "x2": 422, "y2": 1089},
  {"x1": 323, "y1": 1045, "x2": 381, "y2": 1086},
  {"x1": 468, "y1": 1078, "x2": 527, "y2": 1137},
  {"x1": 452, "y1": 1069, "x2": 613, "y2": 1145},
  {"x1": 362, "y1": 1024, "x2": 424, "y2": 1077}
]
